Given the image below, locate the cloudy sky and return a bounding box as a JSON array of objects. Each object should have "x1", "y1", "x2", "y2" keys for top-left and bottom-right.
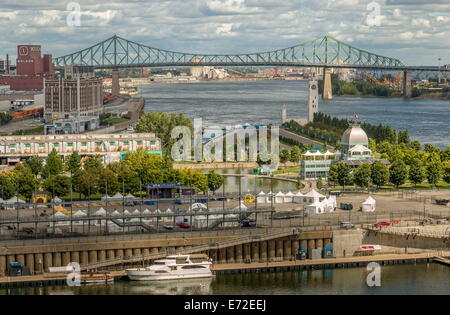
[{"x1": 0, "y1": 0, "x2": 449, "y2": 65}]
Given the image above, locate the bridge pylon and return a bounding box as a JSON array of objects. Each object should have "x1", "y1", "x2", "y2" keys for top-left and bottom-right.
[
  {"x1": 402, "y1": 70, "x2": 412, "y2": 98},
  {"x1": 322, "y1": 68, "x2": 333, "y2": 100},
  {"x1": 111, "y1": 69, "x2": 120, "y2": 96}
]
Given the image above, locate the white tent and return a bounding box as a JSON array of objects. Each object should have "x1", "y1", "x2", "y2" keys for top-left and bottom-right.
[
  {"x1": 293, "y1": 192, "x2": 304, "y2": 204},
  {"x1": 191, "y1": 203, "x2": 207, "y2": 211},
  {"x1": 304, "y1": 189, "x2": 326, "y2": 204},
  {"x1": 284, "y1": 191, "x2": 294, "y2": 203},
  {"x1": 275, "y1": 192, "x2": 285, "y2": 204},
  {"x1": 5, "y1": 196, "x2": 26, "y2": 204},
  {"x1": 111, "y1": 192, "x2": 124, "y2": 201},
  {"x1": 125, "y1": 193, "x2": 135, "y2": 200},
  {"x1": 54, "y1": 211, "x2": 68, "y2": 218},
  {"x1": 111, "y1": 210, "x2": 122, "y2": 217},
  {"x1": 362, "y1": 196, "x2": 376, "y2": 212},
  {"x1": 166, "y1": 208, "x2": 174, "y2": 214},
  {"x1": 73, "y1": 210, "x2": 87, "y2": 217},
  {"x1": 132, "y1": 209, "x2": 141, "y2": 216},
  {"x1": 101, "y1": 195, "x2": 112, "y2": 201},
  {"x1": 51, "y1": 196, "x2": 63, "y2": 204},
  {"x1": 307, "y1": 200, "x2": 325, "y2": 215},
  {"x1": 142, "y1": 209, "x2": 151, "y2": 215},
  {"x1": 233, "y1": 201, "x2": 248, "y2": 211},
  {"x1": 94, "y1": 207, "x2": 107, "y2": 216},
  {"x1": 124, "y1": 210, "x2": 132, "y2": 216},
  {"x1": 256, "y1": 191, "x2": 267, "y2": 204},
  {"x1": 4, "y1": 196, "x2": 26, "y2": 209}
]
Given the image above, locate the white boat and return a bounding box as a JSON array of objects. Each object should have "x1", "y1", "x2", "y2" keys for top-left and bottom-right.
[{"x1": 125, "y1": 254, "x2": 213, "y2": 281}]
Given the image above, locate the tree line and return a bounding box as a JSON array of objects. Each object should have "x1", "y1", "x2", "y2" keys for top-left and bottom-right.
[{"x1": 0, "y1": 151, "x2": 224, "y2": 201}]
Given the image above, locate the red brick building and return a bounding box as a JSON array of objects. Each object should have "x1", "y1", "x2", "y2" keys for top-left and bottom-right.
[{"x1": 0, "y1": 45, "x2": 55, "y2": 91}]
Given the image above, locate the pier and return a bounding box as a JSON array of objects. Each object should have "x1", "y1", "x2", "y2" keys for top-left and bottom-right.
[{"x1": 0, "y1": 251, "x2": 448, "y2": 288}]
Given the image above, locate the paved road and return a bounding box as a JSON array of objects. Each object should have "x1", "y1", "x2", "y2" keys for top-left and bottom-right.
[{"x1": 280, "y1": 127, "x2": 334, "y2": 150}]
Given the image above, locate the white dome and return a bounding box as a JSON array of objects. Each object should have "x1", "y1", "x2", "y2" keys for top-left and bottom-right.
[{"x1": 341, "y1": 124, "x2": 368, "y2": 146}]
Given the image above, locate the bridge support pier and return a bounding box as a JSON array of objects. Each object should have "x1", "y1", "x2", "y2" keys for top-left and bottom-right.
[
  {"x1": 402, "y1": 71, "x2": 412, "y2": 98},
  {"x1": 111, "y1": 69, "x2": 120, "y2": 96},
  {"x1": 322, "y1": 68, "x2": 333, "y2": 100}
]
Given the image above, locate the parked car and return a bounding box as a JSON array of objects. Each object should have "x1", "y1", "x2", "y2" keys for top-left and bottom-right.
[
  {"x1": 163, "y1": 224, "x2": 174, "y2": 230},
  {"x1": 339, "y1": 221, "x2": 355, "y2": 229},
  {"x1": 178, "y1": 222, "x2": 191, "y2": 229},
  {"x1": 374, "y1": 221, "x2": 391, "y2": 227}
]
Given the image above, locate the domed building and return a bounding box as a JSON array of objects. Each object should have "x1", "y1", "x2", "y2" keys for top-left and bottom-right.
[
  {"x1": 340, "y1": 124, "x2": 374, "y2": 161},
  {"x1": 300, "y1": 123, "x2": 388, "y2": 180}
]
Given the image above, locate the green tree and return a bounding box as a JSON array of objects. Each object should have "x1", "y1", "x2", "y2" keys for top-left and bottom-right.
[
  {"x1": 0, "y1": 173, "x2": 17, "y2": 199},
  {"x1": 443, "y1": 161, "x2": 450, "y2": 184},
  {"x1": 207, "y1": 171, "x2": 224, "y2": 193},
  {"x1": 290, "y1": 146, "x2": 301, "y2": 163},
  {"x1": 370, "y1": 161, "x2": 389, "y2": 188},
  {"x1": 279, "y1": 149, "x2": 291, "y2": 165},
  {"x1": 43, "y1": 175, "x2": 71, "y2": 198},
  {"x1": 408, "y1": 158, "x2": 427, "y2": 187},
  {"x1": 135, "y1": 112, "x2": 193, "y2": 155},
  {"x1": 96, "y1": 169, "x2": 119, "y2": 195},
  {"x1": 11, "y1": 164, "x2": 39, "y2": 200},
  {"x1": 25, "y1": 156, "x2": 43, "y2": 176},
  {"x1": 316, "y1": 177, "x2": 324, "y2": 190},
  {"x1": 410, "y1": 140, "x2": 421, "y2": 151},
  {"x1": 426, "y1": 159, "x2": 443, "y2": 187},
  {"x1": 424, "y1": 144, "x2": 441, "y2": 154},
  {"x1": 328, "y1": 162, "x2": 352, "y2": 190},
  {"x1": 74, "y1": 170, "x2": 97, "y2": 198},
  {"x1": 66, "y1": 151, "x2": 82, "y2": 177},
  {"x1": 42, "y1": 149, "x2": 64, "y2": 178},
  {"x1": 84, "y1": 155, "x2": 103, "y2": 172},
  {"x1": 107, "y1": 162, "x2": 141, "y2": 194},
  {"x1": 353, "y1": 163, "x2": 371, "y2": 189},
  {"x1": 389, "y1": 160, "x2": 408, "y2": 188}
]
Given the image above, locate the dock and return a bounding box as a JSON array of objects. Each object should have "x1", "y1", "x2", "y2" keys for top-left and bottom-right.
[
  {"x1": 211, "y1": 251, "x2": 450, "y2": 274},
  {"x1": 0, "y1": 251, "x2": 448, "y2": 288},
  {"x1": 433, "y1": 256, "x2": 450, "y2": 267}
]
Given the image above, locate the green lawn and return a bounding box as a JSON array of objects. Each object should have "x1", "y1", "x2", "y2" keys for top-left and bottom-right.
[{"x1": 273, "y1": 166, "x2": 300, "y2": 175}]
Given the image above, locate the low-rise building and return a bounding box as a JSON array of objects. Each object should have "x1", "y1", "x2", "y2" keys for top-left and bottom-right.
[
  {"x1": 0, "y1": 133, "x2": 161, "y2": 166},
  {"x1": 300, "y1": 124, "x2": 389, "y2": 180}
]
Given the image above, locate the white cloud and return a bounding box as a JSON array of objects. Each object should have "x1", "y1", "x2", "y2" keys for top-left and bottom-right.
[{"x1": 0, "y1": 0, "x2": 449, "y2": 65}]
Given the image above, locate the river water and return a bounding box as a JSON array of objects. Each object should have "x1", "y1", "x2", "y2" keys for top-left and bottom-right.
[
  {"x1": 1, "y1": 263, "x2": 448, "y2": 295},
  {"x1": 139, "y1": 80, "x2": 450, "y2": 149}
]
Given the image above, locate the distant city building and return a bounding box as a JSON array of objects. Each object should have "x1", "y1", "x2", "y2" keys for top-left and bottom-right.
[
  {"x1": 0, "y1": 133, "x2": 162, "y2": 166},
  {"x1": 43, "y1": 77, "x2": 104, "y2": 122},
  {"x1": 300, "y1": 124, "x2": 389, "y2": 180},
  {"x1": 63, "y1": 65, "x2": 95, "y2": 79},
  {"x1": 0, "y1": 45, "x2": 55, "y2": 91}
]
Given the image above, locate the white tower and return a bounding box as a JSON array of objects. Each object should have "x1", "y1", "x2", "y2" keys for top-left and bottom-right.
[
  {"x1": 308, "y1": 75, "x2": 319, "y2": 123},
  {"x1": 281, "y1": 104, "x2": 287, "y2": 124}
]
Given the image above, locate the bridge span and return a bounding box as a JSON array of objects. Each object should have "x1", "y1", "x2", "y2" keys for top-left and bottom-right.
[{"x1": 54, "y1": 35, "x2": 445, "y2": 98}]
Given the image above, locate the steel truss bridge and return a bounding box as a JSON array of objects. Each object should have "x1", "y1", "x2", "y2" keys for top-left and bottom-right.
[{"x1": 54, "y1": 35, "x2": 442, "y2": 72}]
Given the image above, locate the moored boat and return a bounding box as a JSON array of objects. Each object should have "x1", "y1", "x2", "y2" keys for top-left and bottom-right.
[{"x1": 125, "y1": 254, "x2": 213, "y2": 281}]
